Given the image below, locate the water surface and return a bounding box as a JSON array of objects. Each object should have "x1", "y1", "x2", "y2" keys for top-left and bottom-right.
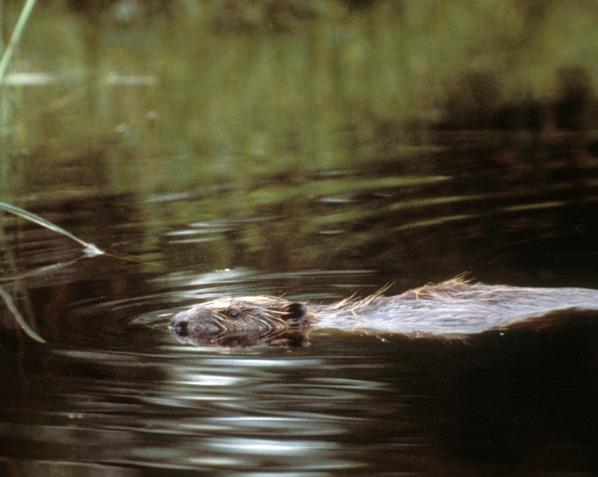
[{"x1": 1, "y1": 1, "x2": 598, "y2": 475}]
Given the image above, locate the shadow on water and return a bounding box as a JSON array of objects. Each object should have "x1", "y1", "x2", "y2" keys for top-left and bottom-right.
[{"x1": 1, "y1": 0, "x2": 598, "y2": 475}]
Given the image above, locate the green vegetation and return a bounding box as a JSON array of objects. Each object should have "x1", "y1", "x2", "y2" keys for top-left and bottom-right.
[
  {"x1": 0, "y1": 200, "x2": 105, "y2": 342},
  {"x1": 0, "y1": 284, "x2": 45, "y2": 342},
  {"x1": 0, "y1": 0, "x2": 595, "y2": 199},
  {"x1": 0, "y1": 201, "x2": 104, "y2": 256},
  {"x1": 0, "y1": 0, "x2": 37, "y2": 83}
]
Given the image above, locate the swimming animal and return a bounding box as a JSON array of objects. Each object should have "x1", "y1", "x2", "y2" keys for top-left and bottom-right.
[{"x1": 169, "y1": 277, "x2": 598, "y2": 347}]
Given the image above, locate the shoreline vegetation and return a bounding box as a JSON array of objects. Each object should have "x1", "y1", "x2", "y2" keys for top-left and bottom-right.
[
  {"x1": 0, "y1": 0, "x2": 103, "y2": 342},
  {"x1": 0, "y1": 1, "x2": 594, "y2": 211},
  {"x1": 0, "y1": 1, "x2": 595, "y2": 154}
]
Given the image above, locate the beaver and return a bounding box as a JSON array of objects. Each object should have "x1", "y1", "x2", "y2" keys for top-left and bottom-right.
[{"x1": 169, "y1": 277, "x2": 598, "y2": 347}]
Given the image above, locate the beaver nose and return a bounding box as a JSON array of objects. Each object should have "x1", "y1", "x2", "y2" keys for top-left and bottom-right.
[{"x1": 170, "y1": 315, "x2": 189, "y2": 336}]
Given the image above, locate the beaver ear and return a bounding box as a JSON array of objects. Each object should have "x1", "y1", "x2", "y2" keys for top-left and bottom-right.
[{"x1": 282, "y1": 302, "x2": 308, "y2": 324}]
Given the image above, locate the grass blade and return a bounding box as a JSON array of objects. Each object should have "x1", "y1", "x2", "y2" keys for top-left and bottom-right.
[
  {"x1": 0, "y1": 257, "x2": 83, "y2": 283},
  {"x1": 0, "y1": 201, "x2": 104, "y2": 256},
  {"x1": 0, "y1": 284, "x2": 45, "y2": 343},
  {"x1": 0, "y1": 0, "x2": 38, "y2": 84}
]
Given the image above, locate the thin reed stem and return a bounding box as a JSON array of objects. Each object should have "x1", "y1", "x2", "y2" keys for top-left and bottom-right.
[
  {"x1": 0, "y1": 0, "x2": 38, "y2": 84},
  {"x1": 0, "y1": 284, "x2": 45, "y2": 343},
  {"x1": 0, "y1": 201, "x2": 104, "y2": 256}
]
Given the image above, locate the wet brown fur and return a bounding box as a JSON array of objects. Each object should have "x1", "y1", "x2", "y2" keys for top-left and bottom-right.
[{"x1": 170, "y1": 276, "x2": 598, "y2": 347}]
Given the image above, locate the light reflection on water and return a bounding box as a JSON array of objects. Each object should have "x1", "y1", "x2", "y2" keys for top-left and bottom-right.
[
  {"x1": 0, "y1": 342, "x2": 400, "y2": 473},
  {"x1": 3, "y1": 310, "x2": 594, "y2": 475},
  {"x1": 1, "y1": 135, "x2": 598, "y2": 474},
  {"x1": 1, "y1": 1, "x2": 597, "y2": 474}
]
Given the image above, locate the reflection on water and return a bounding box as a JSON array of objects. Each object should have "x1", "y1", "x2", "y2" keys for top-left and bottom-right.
[
  {"x1": 2, "y1": 326, "x2": 598, "y2": 475},
  {"x1": 1, "y1": 0, "x2": 598, "y2": 475},
  {"x1": 2, "y1": 135, "x2": 598, "y2": 474}
]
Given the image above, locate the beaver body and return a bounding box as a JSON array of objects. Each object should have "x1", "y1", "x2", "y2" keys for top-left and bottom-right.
[{"x1": 169, "y1": 278, "x2": 598, "y2": 347}]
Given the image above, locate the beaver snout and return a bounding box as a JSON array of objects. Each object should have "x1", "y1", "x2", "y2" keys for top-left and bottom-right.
[
  {"x1": 170, "y1": 308, "x2": 223, "y2": 338},
  {"x1": 169, "y1": 313, "x2": 189, "y2": 336},
  {"x1": 169, "y1": 315, "x2": 189, "y2": 336}
]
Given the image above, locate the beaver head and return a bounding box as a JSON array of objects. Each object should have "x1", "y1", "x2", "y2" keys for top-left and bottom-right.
[{"x1": 169, "y1": 296, "x2": 312, "y2": 347}]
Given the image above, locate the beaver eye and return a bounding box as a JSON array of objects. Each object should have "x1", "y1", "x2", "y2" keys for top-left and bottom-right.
[{"x1": 228, "y1": 308, "x2": 240, "y2": 319}]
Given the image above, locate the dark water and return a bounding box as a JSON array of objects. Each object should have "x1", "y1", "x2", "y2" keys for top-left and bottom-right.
[
  {"x1": 2, "y1": 1, "x2": 598, "y2": 475},
  {"x1": 2, "y1": 136, "x2": 598, "y2": 476}
]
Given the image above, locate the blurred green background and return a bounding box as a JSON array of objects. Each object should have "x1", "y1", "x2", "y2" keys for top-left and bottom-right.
[
  {"x1": 1, "y1": 0, "x2": 597, "y2": 287},
  {"x1": 1, "y1": 0, "x2": 596, "y2": 198}
]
